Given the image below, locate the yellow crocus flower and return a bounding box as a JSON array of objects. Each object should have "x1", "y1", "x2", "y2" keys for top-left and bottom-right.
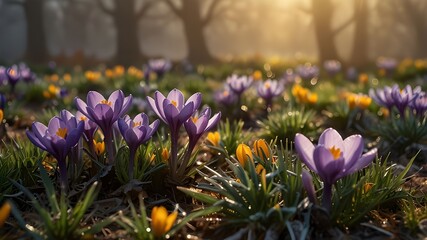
[
  {"x1": 85, "y1": 71, "x2": 101, "y2": 82},
  {"x1": 161, "y1": 148, "x2": 170, "y2": 162},
  {"x1": 0, "y1": 201, "x2": 11, "y2": 228},
  {"x1": 114, "y1": 65, "x2": 125, "y2": 77},
  {"x1": 252, "y1": 70, "x2": 263, "y2": 81},
  {"x1": 93, "y1": 139, "x2": 105, "y2": 156},
  {"x1": 151, "y1": 206, "x2": 178, "y2": 237},
  {"x1": 0, "y1": 109, "x2": 3, "y2": 123},
  {"x1": 206, "y1": 131, "x2": 220, "y2": 147},
  {"x1": 236, "y1": 143, "x2": 253, "y2": 166},
  {"x1": 63, "y1": 73, "x2": 72, "y2": 82},
  {"x1": 358, "y1": 73, "x2": 369, "y2": 84},
  {"x1": 253, "y1": 139, "x2": 270, "y2": 160}
]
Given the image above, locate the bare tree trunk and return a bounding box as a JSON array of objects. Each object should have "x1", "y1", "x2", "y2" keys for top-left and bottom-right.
[
  {"x1": 113, "y1": 0, "x2": 144, "y2": 66},
  {"x1": 98, "y1": 0, "x2": 154, "y2": 66},
  {"x1": 311, "y1": 0, "x2": 341, "y2": 63},
  {"x1": 23, "y1": 0, "x2": 48, "y2": 64},
  {"x1": 180, "y1": 0, "x2": 213, "y2": 64},
  {"x1": 350, "y1": 0, "x2": 369, "y2": 67},
  {"x1": 415, "y1": 30, "x2": 427, "y2": 58}
]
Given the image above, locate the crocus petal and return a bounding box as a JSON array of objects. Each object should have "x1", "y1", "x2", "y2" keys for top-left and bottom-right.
[
  {"x1": 205, "y1": 112, "x2": 221, "y2": 132},
  {"x1": 112, "y1": 92, "x2": 124, "y2": 118},
  {"x1": 345, "y1": 148, "x2": 377, "y2": 176},
  {"x1": 51, "y1": 138, "x2": 68, "y2": 161},
  {"x1": 294, "y1": 133, "x2": 316, "y2": 172},
  {"x1": 147, "y1": 120, "x2": 160, "y2": 136},
  {"x1": 118, "y1": 118, "x2": 129, "y2": 136},
  {"x1": 66, "y1": 122, "x2": 84, "y2": 149},
  {"x1": 75, "y1": 98, "x2": 89, "y2": 118},
  {"x1": 154, "y1": 91, "x2": 167, "y2": 121},
  {"x1": 318, "y1": 128, "x2": 344, "y2": 150},
  {"x1": 151, "y1": 206, "x2": 167, "y2": 237},
  {"x1": 163, "y1": 102, "x2": 180, "y2": 128},
  {"x1": 167, "y1": 89, "x2": 184, "y2": 110},
  {"x1": 26, "y1": 131, "x2": 48, "y2": 151},
  {"x1": 47, "y1": 117, "x2": 63, "y2": 135},
  {"x1": 343, "y1": 135, "x2": 363, "y2": 169},
  {"x1": 87, "y1": 91, "x2": 105, "y2": 108},
  {"x1": 177, "y1": 102, "x2": 195, "y2": 123},
  {"x1": 124, "y1": 129, "x2": 143, "y2": 149},
  {"x1": 118, "y1": 95, "x2": 133, "y2": 117},
  {"x1": 313, "y1": 146, "x2": 344, "y2": 185},
  {"x1": 186, "y1": 92, "x2": 202, "y2": 111},
  {"x1": 302, "y1": 170, "x2": 317, "y2": 204},
  {"x1": 147, "y1": 96, "x2": 166, "y2": 123},
  {"x1": 32, "y1": 122, "x2": 48, "y2": 137},
  {"x1": 184, "y1": 120, "x2": 198, "y2": 140}
]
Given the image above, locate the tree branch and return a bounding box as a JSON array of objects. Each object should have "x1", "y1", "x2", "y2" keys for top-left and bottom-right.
[
  {"x1": 333, "y1": 15, "x2": 354, "y2": 35},
  {"x1": 162, "y1": 0, "x2": 182, "y2": 18},
  {"x1": 202, "y1": 0, "x2": 224, "y2": 26},
  {"x1": 97, "y1": 0, "x2": 114, "y2": 16}
]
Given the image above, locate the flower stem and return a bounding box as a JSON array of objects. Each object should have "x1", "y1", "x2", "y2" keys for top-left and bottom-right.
[
  {"x1": 58, "y1": 158, "x2": 68, "y2": 192},
  {"x1": 104, "y1": 130, "x2": 115, "y2": 165},
  {"x1": 322, "y1": 183, "x2": 333, "y2": 212},
  {"x1": 128, "y1": 148, "x2": 136, "y2": 181},
  {"x1": 169, "y1": 130, "x2": 179, "y2": 180},
  {"x1": 178, "y1": 140, "x2": 196, "y2": 177}
]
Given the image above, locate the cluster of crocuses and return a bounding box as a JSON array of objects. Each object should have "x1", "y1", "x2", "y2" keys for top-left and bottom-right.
[
  {"x1": 369, "y1": 84, "x2": 426, "y2": 117},
  {"x1": 233, "y1": 128, "x2": 377, "y2": 212},
  {"x1": 296, "y1": 128, "x2": 377, "y2": 211},
  {"x1": 147, "y1": 89, "x2": 221, "y2": 184},
  {"x1": 215, "y1": 74, "x2": 285, "y2": 110},
  {"x1": 26, "y1": 90, "x2": 161, "y2": 189},
  {"x1": 0, "y1": 63, "x2": 36, "y2": 92},
  {"x1": 26, "y1": 87, "x2": 221, "y2": 189},
  {"x1": 376, "y1": 57, "x2": 398, "y2": 76}
]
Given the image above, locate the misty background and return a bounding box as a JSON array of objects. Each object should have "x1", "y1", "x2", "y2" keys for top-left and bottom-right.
[{"x1": 0, "y1": 0, "x2": 425, "y2": 67}]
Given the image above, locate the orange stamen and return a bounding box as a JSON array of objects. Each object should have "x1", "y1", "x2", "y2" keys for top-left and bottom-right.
[
  {"x1": 56, "y1": 128, "x2": 68, "y2": 138},
  {"x1": 100, "y1": 99, "x2": 112, "y2": 106},
  {"x1": 329, "y1": 146, "x2": 341, "y2": 160}
]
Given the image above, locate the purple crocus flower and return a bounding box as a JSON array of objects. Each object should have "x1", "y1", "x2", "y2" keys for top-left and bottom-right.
[
  {"x1": 0, "y1": 66, "x2": 7, "y2": 85},
  {"x1": 18, "y1": 63, "x2": 36, "y2": 83},
  {"x1": 75, "y1": 90, "x2": 132, "y2": 164},
  {"x1": 369, "y1": 85, "x2": 395, "y2": 110},
  {"x1": 147, "y1": 88, "x2": 201, "y2": 179},
  {"x1": 281, "y1": 68, "x2": 297, "y2": 86},
  {"x1": 295, "y1": 128, "x2": 377, "y2": 211},
  {"x1": 302, "y1": 170, "x2": 317, "y2": 204},
  {"x1": 148, "y1": 59, "x2": 172, "y2": 79},
  {"x1": 26, "y1": 110, "x2": 84, "y2": 189},
  {"x1": 257, "y1": 79, "x2": 284, "y2": 103},
  {"x1": 409, "y1": 92, "x2": 427, "y2": 117},
  {"x1": 118, "y1": 113, "x2": 159, "y2": 179},
  {"x1": 226, "y1": 74, "x2": 253, "y2": 96},
  {"x1": 76, "y1": 111, "x2": 98, "y2": 143},
  {"x1": 376, "y1": 57, "x2": 397, "y2": 75},
  {"x1": 181, "y1": 108, "x2": 221, "y2": 176},
  {"x1": 6, "y1": 65, "x2": 20, "y2": 91},
  {"x1": 184, "y1": 108, "x2": 221, "y2": 150},
  {"x1": 296, "y1": 64, "x2": 319, "y2": 81},
  {"x1": 391, "y1": 85, "x2": 421, "y2": 116},
  {"x1": 147, "y1": 89, "x2": 201, "y2": 134},
  {"x1": 323, "y1": 60, "x2": 341, "y2": 76},
  {"x1": 346, "y1": 67, "x2": 358, "y2": 81},
  {"x1": 214, "y1": 88, "x2": 238, "y2": 106}
]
